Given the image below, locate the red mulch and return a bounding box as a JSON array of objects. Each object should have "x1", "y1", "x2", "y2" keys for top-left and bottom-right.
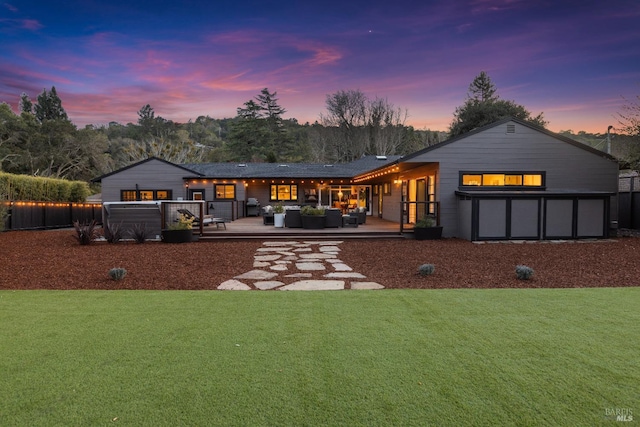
[{"x1": 1, "y1": 230, "x2": 639, "y2": 290}]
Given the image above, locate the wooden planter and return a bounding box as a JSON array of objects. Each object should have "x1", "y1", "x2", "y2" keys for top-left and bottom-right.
[
  {"x1": 413, "y1": 226, "x2": 443, "y2": 240},
  {"x1": 301, "y1": 215, "x2": 326, "y2": 229},
  {"x1": 161, "y1": 229, "x2": 197, "y2": 243}
]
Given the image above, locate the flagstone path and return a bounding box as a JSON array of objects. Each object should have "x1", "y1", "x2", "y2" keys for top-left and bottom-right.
[{"x1": 217, "y1": 240, "x2": 384, "y2": 291}]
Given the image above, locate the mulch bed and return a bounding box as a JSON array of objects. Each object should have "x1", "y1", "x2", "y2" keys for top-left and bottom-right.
[{"x1": 1, "y1": 229, "x2": 639, "y2": 290}]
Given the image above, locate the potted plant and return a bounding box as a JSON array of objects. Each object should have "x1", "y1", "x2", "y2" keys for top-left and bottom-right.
[
  {"x1": 162, "y1": 213, "x2": 197, "y2": 243},
  {"x1": 273, "y1": 203, "x2": 285, "y2": 228},
  {"x1": 413, "y1": 215, "x2": 442, "y2": 240},
  {"x1": 300, "y1": 205, "x2": 326, "y2": 229}
]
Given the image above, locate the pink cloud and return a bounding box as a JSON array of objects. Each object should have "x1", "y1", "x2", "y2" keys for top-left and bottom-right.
[{"x1": 3, "y1": 3, "x2": 18, "y2": 12}]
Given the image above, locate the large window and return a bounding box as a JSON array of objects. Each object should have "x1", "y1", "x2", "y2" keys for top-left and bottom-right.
[
  {"x1": 215, "y1": 184, "x2": 236, "y2": 200},
  {"x1": 270, "y1": 184, "x2": 298, "y2": 201},
  {"x1": 461, "y1": 172, "x2": 544, "y2": 188},
  {"x1": 120, "y1": 190, "x2": 172, "y2": 201}
]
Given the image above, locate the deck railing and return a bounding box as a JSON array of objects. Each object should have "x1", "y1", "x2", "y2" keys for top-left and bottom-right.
[{"x1": 399, "y1": 201, "x2": 440, "y2": 233}]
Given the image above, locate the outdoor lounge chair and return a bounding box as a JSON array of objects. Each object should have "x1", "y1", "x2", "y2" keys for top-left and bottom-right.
[{"x1": 177, "y1": 208, "x2": 226, "y2": 229}]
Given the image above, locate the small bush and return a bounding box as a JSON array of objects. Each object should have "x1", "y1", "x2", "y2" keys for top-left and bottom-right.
[
  {"x1": 129, "y1": 223, "x2": 147, "y2": 243},
  {"x1": 105, "y1": 221, "x2": 124, "y2": 244},
  {"x1": 418, "y1": 264, "x2": 435, "y2": 276},
  {"x1": 0, "y1": 201, "x2": 8, "y2": 232},
  {"x1": 73, "y1": 220, "x2": 100, "y2": 245},
  {"x1": 515, "y1": 265, "x2": 534, "y2": 280},
  {"x1": 108, "y1": 267, "x2": 127, "y2": 281}
]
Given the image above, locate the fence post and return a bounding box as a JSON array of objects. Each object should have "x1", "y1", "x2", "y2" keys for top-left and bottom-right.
[{"x1": 631, "y1": 176, "x2": 636, "y2": 229}]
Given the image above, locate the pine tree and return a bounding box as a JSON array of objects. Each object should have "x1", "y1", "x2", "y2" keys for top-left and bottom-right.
[
  {"x1": 449, "y1": 72, "x2": 546, "y2": 136},
  {"x1": 34, "y1": 87, "x2": 69, "y2": 122}
]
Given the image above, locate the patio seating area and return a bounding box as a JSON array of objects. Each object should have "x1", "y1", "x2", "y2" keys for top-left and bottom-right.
[{"x1": 199, "y1": 215, "x2": 403, "y2": 240}]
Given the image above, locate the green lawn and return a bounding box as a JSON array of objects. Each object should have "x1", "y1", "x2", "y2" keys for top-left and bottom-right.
[{"x1": 1, "y1": 289, "x2": 638, "y2": 426}]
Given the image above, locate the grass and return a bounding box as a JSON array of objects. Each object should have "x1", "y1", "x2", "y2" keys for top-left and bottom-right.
[{"x1": 0, "y1": 288, "x2": 638, "y2": 426}]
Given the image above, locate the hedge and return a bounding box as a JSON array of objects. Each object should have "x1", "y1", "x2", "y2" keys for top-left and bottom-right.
[{"x1": 0, "y1": 172, "x2": 90, "y2": 202}]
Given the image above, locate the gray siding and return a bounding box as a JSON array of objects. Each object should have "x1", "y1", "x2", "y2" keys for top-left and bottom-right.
[
  {"x1": 101, "y1": 159, "x2": 190, "y2": 202},
  {"x1": 404, "y1": 121, "x2": 618, "y2": 237}
]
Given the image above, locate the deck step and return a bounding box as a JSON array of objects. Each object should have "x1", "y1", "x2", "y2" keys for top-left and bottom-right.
[{"x1": 199, "y1": 231, "x2": 406, "y2": 241}]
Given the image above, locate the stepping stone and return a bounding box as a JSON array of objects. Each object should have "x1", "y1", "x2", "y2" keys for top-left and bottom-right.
[
  {"x1": 292, "y1": 243, "x2": 310, "y2": 248},
  {"x1": 296, "y1": 262, "x2": 326, "y2": 271},
  {"x1": 293, "y1": 248, "x2": 312, "y2": 252},
  {"x1": 319, "y1": 246, "x2": 341, "y2": 252},
  {"x1": 298, "y1": 253, "x2": 337, "y2": 259},
  {"x1": 264, "y1": 241, "x2": 299, "y2": 246},
  {"x1": 279, "y1": 280, "x2": 345, "y2": 291},
  {"x1": 254, "y1": 281, "x2": 284, "y2": 290},
  {"x1": 235, "y1": 270, "x2": 279, "y2": 280},
  {"x1": 285, "y1": 273, "x2": 313, "y2": 278},
  {"x1": 255, "y1": 254, "x2": 281, "y2": 261},
  {"x1": 331, "y1": 263, "x2": 352, "y2": 271},
  {"x1": 325, "y1": 259, "x2": 345, "y2": 264},
  {"x1": 351, "y1": 282, "x2": 385, "y2": 290},
  {"x1": 270, "y1": 264, "x2": 289, "y2": 271},
  {"x1": 256, "y1": 247, "x2": 293, "y2": 252},
  {"x1": 276, "y1": 252, "x2": 296, "y2": 256},
  {"x1": 253, "y1": 261, "x2": 271, "y2": 268},
  {"x1": 218, "y1": 280, "x2": 251, "y2": 290},
  {"x1": 283, "y1": 256, "x2": 298, "y2": 261},
  {"x1": 324, "y1": 272, "x2": 366, "y2": 279},
  {"x1": 275, "y1": 260, "x2": 292, "y2": 264}
]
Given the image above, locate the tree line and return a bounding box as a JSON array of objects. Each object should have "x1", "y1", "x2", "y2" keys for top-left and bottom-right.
[{"x1": 1, "y1": 72, "x2": 637, "y2": 185}]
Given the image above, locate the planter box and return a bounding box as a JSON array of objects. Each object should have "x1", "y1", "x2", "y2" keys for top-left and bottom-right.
[
  {"x1": 301, "y1": 215, "x2": 326, "y2": 229},
  {"x1": 413, "y1": 226, "x2": 443, "y2": 240},
  {"x1": 274, "y1": 213, "x2": 285, "y2": 228},
  {"x1": 162, "y1": 229, "x2": 197, "y2": 243}
]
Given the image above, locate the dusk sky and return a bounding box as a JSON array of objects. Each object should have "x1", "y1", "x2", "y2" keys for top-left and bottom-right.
[{"x1": 1, "y1": 0, "x2": 639, "y2": 134}]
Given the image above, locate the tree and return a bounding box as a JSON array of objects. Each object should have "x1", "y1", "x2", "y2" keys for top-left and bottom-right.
[
  {"x1": 33, "y1": 86, "x2": 69, "y2": 122},
  {"x1": 449, "y1": 72, "x2": 547, "y2": 137},
  {"x1": 616, "y1": 94, "x2": 640, "y2": 171},
  {"x1": 319, "y1": 89, "x2": 409, "y2": 162},
  {"x1": 0, "y1": 103, "x2": 27, "y2": 171},
  {"x1": 227, "y1": 88, "x2": 297, "y2": 162},
  {"x1": 468, "y1": 71, "x2": 497, "y2": 102},
  {"x1": 617, "y1": 94, "x2": 640, "y2": 137},
  {"x1": 19, "y1": 93, "x2": 33, "y2": 114}
]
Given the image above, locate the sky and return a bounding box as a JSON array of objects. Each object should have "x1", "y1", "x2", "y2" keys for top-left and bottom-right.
[{"x1": 1, "y1": 0, "x2": 639, "y2": 134}]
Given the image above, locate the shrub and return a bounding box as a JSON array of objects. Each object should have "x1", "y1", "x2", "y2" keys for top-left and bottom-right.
[
  {"x1": 105, "y1": 221, "x2": 124, "y2": 243},
  {"x1": 73, "y1": 220, "x2": 100, "y2": 245},
  {"x1": 108, "y1": 267, "x2": 127, "y2": 281},
  {"x1": 130, "y1": 223, "x2": 147, "y2": 243},
  {"x1": 167, "y1": 213, "x2": 193, "y2": 230},
  {"x1": 515, "y1": 265, "x2": 534, "y2": 280},
  {"x1": 0, "y1": 199, "x2": 8, "y2": 232},
  {"x1": 301, "y1": 205, "x2": 326, "y2": 216},
  {"x1": 418, "y1": 264, "x2": 435, "y2": 276},
  {"x1": 415, "y1": 215, "x2": 436, "y2": 228}
]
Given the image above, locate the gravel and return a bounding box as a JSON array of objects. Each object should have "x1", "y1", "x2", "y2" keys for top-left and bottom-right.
[{"x1": 1, "y1": 230, "x2": 639, "y2": 290}]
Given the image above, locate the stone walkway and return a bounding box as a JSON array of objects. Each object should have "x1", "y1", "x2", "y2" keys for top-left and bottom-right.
[{"x1": 218, "y1": 240, "x2": 384, "y2": 291}]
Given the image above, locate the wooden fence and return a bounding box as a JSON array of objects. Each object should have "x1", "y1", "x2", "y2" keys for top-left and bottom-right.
[
  {"x1": 619, "y1": 175, "x2": 640, "y2": 230},
  {"x1": 2, "y1": 201, "x2": 103, "y2": 231}
]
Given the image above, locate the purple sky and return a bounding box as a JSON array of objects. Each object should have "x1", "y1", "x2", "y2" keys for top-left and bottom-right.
[{"x1": 1, "y1": 0, "x2": 639, "y2": 134}]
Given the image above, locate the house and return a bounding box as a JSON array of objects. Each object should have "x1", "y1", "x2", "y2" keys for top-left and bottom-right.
[{"x1": 93, "y1": 118, "x2": 619, "y2": 240}]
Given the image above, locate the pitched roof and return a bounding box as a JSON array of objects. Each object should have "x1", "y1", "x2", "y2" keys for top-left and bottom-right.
[
  {"x1": 355, "y1": 117, "x2": 618, "y2": 178},
  {"x1": 91, "y1": 157, "x2": 200, "y2": 183},
  {"x1": 182, "y1": 155, "x2": 402, "y2": 179},
  {"x1": 400, "y1": 117, "x2": 618, "y2": 163},
  {"x1": 92, "y1": 155, "x2": 402, "y2": 182}
]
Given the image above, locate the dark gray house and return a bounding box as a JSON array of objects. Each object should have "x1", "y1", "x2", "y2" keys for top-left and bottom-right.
[{"x1": 94, "y1": 118, "x2": 619, "y2": 240}]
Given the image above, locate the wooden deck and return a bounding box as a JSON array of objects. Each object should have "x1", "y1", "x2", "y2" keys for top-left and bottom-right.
[{"x1": 198, "y1": 215, "x2": 408, "y2": 240}]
